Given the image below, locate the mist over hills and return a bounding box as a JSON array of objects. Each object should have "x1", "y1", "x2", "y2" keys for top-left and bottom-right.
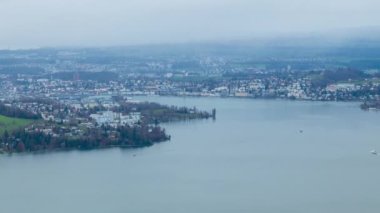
[{"x1": 1, "y1": 27, "x2": 380, "y2": 74}]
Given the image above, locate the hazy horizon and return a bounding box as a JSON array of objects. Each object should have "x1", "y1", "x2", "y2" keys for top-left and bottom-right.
[{"x1": 1, "y1": 0, "x2": 380, "y2": 49}]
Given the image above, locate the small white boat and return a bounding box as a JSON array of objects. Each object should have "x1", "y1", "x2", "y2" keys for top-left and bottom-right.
[{"x1": 370, "y1": 150, "x2": 378, "y2": 155}]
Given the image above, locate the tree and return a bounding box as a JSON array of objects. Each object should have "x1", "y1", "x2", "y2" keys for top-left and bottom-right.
[
  {"x1": 3, "y1": 130, "x2": 9, "y2": 141},
  {"x1": 16, "y1": 141, "x2": 26, "y2": 152}
]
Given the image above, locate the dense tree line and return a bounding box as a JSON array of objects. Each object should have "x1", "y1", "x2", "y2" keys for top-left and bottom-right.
[
  {"x1": 361, "y1": 101, "x2": 380, "y2": 110},
  {"x1": 0, "y1": 103, "x2": 41, "y2": 119},
  {"x1": 51, "y1": 71, "x2": 119, "y2": 82},
  {"x1": 18, "y1": 97, "x2": 56, "y2": 105},
  {"x1": 0, "y1": 124, "x2": 169, "y2": 153},
  {"x1": 311, "y1": 69, "x2": 369, "y2": 88},
  {"x1": 0, "y1": 66, "x2": 45, "y2": 75},
  {"x1": 114, "y1": 102, "x2": 212, "y2": 124}
]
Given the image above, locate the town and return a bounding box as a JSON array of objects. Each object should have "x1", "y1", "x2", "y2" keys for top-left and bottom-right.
[
  {"x1": 1, "y1": 47, "x2": 380, "y2": 103},
  {"x1": 1, "y1": 67, "x2": 380, "y2": 103},
  {"x1": 1, "y1": 46, "x2": 380, "y2": 153},
  {"x1": 0, "y1": 92, "x2": 214, "y2": 153}
]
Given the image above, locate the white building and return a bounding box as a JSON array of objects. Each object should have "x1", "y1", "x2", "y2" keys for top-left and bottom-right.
[{"x1": 90, "y1": 111, "x2": 141, "y2": 127}]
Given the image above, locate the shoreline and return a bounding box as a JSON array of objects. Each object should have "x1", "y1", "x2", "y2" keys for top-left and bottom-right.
[
  {"x1": 0, "y1": 141, "x2": 169, "y2": 155},
  {"x1": 129, "y1": 94, "x2": 365, "y2": 104}
]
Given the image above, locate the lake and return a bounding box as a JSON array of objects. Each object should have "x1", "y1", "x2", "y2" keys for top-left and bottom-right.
[{"x1": 1, "y1": 97, "x2": 380, "y2": 213}]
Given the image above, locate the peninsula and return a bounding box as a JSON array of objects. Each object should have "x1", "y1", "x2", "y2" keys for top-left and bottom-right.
[{"x1": 0, "y1": 98, "x2": 215, "y2": 153}]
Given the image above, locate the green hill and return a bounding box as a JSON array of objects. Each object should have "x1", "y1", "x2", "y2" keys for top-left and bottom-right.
[{"x1": 0, "y1": 115, "x2": 34, "y2": 135}]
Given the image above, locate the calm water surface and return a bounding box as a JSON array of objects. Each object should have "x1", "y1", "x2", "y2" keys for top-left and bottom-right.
[{"x1": 1, "y1": 97, "x2": 380, "y2": 213}]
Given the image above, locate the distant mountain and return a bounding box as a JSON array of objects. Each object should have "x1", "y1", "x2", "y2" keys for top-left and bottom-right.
[{"x1": 1, "y1": 27, "x2": 380, "y2": 72}]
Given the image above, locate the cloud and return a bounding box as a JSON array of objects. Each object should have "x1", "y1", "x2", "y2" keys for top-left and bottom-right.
[{"x1": 0, "y1": 0, "x2": 379, "y2": 48}]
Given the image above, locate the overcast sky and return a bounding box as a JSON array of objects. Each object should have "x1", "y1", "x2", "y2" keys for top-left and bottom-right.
[{"x1": 0, "y1": 0, "x2": 379, "y2": 49}]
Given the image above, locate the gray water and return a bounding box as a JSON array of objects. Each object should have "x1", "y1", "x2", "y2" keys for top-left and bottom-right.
[{"x1": 1, "y1": 97, "x2": 380, "y2": 213}]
